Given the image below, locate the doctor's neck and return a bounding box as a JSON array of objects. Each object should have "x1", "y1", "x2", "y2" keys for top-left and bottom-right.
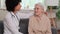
[{"x1": 13, "y1": 11, "x2": 17, "y2": 14}]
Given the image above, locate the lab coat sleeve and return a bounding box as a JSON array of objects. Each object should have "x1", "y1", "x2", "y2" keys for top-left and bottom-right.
[{"x1": 4, "y1": 16, "x2": 23, "y2": 34}]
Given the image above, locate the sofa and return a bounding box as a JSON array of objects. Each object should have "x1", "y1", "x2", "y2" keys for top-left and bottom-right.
[
  {"x1": 0, "y1": 21, "x2": 4, "y2": 34},
  {"x1": 0, "y1": 19, "x2": 29, "y2": 34},
  {"x1": 0, "y1": 19, "x2": 57, "y2": 34}
]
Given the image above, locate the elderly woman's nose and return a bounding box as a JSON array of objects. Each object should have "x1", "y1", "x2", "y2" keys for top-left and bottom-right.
[{"x1": 35, "y1": 9, "x2": 38, "y2": 12}]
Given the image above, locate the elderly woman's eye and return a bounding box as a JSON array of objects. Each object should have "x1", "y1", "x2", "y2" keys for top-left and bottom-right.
[
  {"x1": 36, "y1": 8, "x2": 39, "y2": 10},
  {"x1": 34, "y1": 8, "x2": 35, "y2": 9},
  {"x1": 34, "y1": 8, "x2": 39, "y2": 10},
  {"x1": 34, "y1": 8, "x2": 36, "y2": 10}
]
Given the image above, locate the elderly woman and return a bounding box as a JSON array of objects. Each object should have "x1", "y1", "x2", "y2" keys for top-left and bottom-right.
[{"x1": 28, "y1": 3, "x2": 52, "y2": 34}]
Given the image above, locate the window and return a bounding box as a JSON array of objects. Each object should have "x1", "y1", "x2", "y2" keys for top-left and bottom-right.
[
  {"x1": 0, "y1": 0, "x2": 44, "y2": 10},
  {"x1": 21, "y1": 0, "x2": 44, "y2": 10},
  {"x1": 0, "y1": 0, "x2": 6, "y2": 9}
]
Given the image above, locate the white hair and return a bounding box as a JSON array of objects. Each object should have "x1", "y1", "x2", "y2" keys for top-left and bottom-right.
[{"x1": 35, "y1": 3, "x2": 47, "y2": 12}]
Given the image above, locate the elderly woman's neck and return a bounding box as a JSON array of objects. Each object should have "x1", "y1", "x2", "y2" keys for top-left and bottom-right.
[
  {"x1": 35, "y1": 13, "x2": 43, "y2": 17},
  {"x1": 39, "y1": 13, "x2": 43, "y2": 17}
]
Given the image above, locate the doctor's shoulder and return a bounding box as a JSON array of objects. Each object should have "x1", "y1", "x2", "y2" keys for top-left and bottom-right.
[{"x1": 4, "y1": 12, "x2": 12, "y2": 20}]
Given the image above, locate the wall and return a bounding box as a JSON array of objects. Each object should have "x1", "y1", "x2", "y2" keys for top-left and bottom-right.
[
  {"x1": 0, "y1": 9, "x2": 7, "y2": 20},
  {"x1": 45, "y1": 0, "x2": 59, "y2": 6}
]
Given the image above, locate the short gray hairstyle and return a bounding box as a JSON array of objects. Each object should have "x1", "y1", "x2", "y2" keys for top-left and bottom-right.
[{"x1": 35, "y1": 3, "x2": 47, "y2": 12}]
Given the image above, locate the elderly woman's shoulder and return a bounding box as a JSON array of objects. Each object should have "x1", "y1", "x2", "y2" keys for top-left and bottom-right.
[
  {"x1": 43, "y1": 14, "x2": 50, "y2": 21},
  {"x1": 29, "y1": 15, "x2": 35, "y2": 19},
  {"x1": 43, "y1": 14, "x2": 49, "y2": 18}
]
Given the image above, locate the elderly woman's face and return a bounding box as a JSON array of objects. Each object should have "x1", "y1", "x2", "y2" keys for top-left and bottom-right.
[{"x1": 34, "y1": 4, "x2": 44, "y2": 16}]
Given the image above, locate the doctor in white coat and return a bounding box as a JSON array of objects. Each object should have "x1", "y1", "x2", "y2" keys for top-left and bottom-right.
[{"x1": 3, "y1": 0, "x2": 23, "y2": 34}]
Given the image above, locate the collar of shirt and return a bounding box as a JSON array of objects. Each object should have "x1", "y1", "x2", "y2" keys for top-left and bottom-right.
[
  {"x1": 10, "y1": 12, "x2": 16, "y2": 17},
  {"x1": 10, "y1": 12, "x2": 19, "y2": 21}
]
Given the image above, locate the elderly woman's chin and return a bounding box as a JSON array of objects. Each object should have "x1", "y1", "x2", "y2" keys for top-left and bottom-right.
[{"x1": 35, "y1": 13, "x2": 40, "y2": 16}]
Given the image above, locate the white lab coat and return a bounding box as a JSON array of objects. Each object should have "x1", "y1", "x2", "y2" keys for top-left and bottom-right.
[{"x1": 3, "y1": 12, "x2": 23, "y2": 34}]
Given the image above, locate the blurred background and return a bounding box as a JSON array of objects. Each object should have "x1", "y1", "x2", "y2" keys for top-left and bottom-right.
[{"x1": 0, "y1": 0, "x2": 60, "y2": 34}]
